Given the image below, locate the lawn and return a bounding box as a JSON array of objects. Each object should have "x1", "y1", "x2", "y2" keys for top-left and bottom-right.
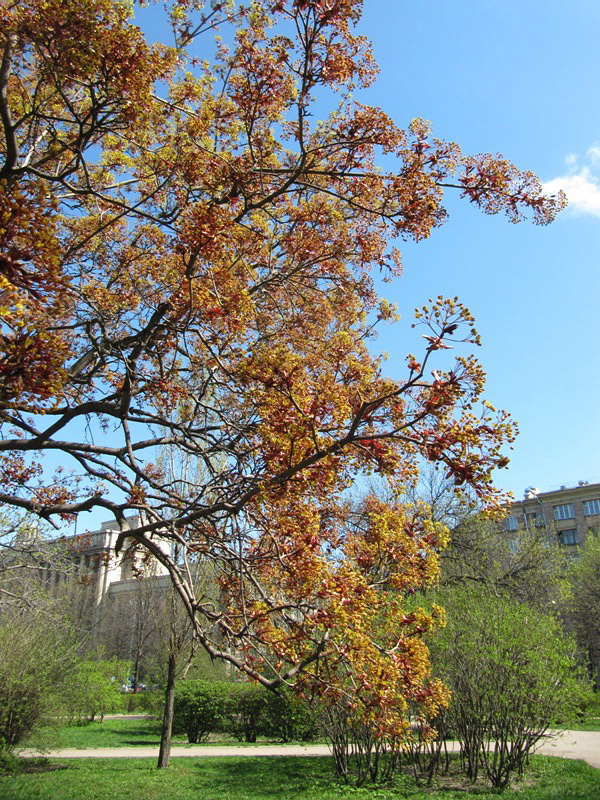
[
  {"x1": 26, "y1": 714, "x2": 600, "y2": 751},
  {"x1": 25, "y1": 718, "x2": 187, "y2": 750},
  {"x1": 1, "y1": 755, "x2": 599, "y2": 800},
  {"x1": 23, "y1": 717, "x2": 313, "y2": 750},
  {"x1": 567, "y1": 718, "x2": 600, "y2": 733}
]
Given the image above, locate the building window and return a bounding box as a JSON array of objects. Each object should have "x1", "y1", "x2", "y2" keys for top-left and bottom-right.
[
  {"x1": 583, "y1": 498, "x2": 600, "y2": 516},
  {"x1": 505, "y1": 515, "x2": 518, "y2": 531},
  {"x1": 558, "y1": 529, "x2": 578, "y2": 546},
  {"x1": 553, "y1": 503, "x2": 574, "y2": 521},
  {"x1": 525, "y1": 511, "x2": 544, "y2": 527}
]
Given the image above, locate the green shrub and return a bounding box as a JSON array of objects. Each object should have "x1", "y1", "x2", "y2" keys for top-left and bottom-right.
[
  {"x1": 172, "y1": 680, "x2": 320, "y2": 744},
  {"x1": 225, "y1": 683, "x2": 268, "y2": 742},
  {"x1": 263, "y1": 690, "x2": 320, "y2": 743},
  {"x1": 62, "y1": 659, "x2": 130, "y2": 723},
  {"x1": 135, "y1": 688, "x2": 164, "y2": 715},
  {"x1": 573, "y1": 686, "x2": 600, "y2": 721},
  {"x1": 119, "y1": 689, "x2": 162, "y2": 714},
  {"x1": 429, "y1": 587, "x2": 583, "y2": 788},
  {"x1": 0, "y1": 611, "x2": 78, "y2": 746},
  {"x1": 173, "y1": 680, "x2": 229, "y2": 743},
  {"x1": 0, "y1": 742, "x2": 19, "y2": 774}
]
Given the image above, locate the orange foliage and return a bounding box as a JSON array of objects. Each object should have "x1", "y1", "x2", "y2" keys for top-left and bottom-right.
[{"x1": 0, "y1": 0, "x2": 564, "y2": 738}]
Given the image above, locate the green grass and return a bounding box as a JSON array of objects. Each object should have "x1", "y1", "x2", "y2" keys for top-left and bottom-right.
[
  {"x1": 24, "y1": 717, "x2": 310, "y2": 750},
  {"x1": 25, "y1": 718, "x2": 186, "y2": 750},
  {"x1": 566, "y1": 718, "x2": 600, "y2": 732},
  {"x1": 26, "y1": 713, "x2": 600, "y2": 752},
  {"x1": 1, "y1": 755, "x2": 599, "y2": 800}
]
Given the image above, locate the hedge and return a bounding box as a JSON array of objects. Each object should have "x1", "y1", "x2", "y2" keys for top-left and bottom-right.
[{"x1": 172, "y1": 680, "x2": 320, "y2": 743}]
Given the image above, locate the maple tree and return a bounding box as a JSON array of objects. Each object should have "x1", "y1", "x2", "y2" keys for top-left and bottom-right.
[{"x1": 0, "y1": 0, "x2": 565, "y2": 737}]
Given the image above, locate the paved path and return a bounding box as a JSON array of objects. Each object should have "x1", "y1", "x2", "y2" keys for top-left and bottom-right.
[
  {"x1": 536, "y1": 729, "x2": 600, "y2": 769},
  {"x1": 18, "y1": 730, "x2": 600, "y2": 769},
  {"x1": 19, "y1": 744, "x2": 331, "y2": 759}
]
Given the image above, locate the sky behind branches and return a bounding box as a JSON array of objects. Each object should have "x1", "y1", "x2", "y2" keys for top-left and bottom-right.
[
  {"x1": 131, "y1": 0, "x2": 600, "y2": 509},
  {"x1": 352, "y1": 0, "x2": 600, "y2": 499}
]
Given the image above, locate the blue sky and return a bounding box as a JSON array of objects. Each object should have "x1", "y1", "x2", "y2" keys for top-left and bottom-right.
[
  {"x1": 135, "y1": 0, "x2": 599, "y2": 501},
  {"x1": 30, "y1": 0, "x2": 599, "y2": 540},
  {"x1": 347, "y1": 0, "x2": 600, "y2": 499}
]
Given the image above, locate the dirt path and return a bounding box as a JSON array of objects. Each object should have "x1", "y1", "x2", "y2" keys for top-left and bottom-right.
[{"x1": 18, "y1": 730, "x2": 600, "y2": 770}]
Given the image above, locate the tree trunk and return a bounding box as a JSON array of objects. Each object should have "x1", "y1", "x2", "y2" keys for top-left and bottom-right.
[
  {"x1": 132, "y1": 652, "x2": 140, "y2": 693},
  {"x1": 157, "y1": 650, "x2": 177, "y2": 769}
]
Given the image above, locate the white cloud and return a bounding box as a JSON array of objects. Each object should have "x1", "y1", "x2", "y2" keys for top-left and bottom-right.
[
  {"x1": 543, "y1": 147, "x2": 600, "y2": 218},
  {"x1": 586, "y1": 145, "x2": 600, "y2": 164}
]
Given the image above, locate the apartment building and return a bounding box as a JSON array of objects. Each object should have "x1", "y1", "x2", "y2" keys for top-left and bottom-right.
[{"x1": 503, "y1": 480, "x2": 600, "y2": 549}]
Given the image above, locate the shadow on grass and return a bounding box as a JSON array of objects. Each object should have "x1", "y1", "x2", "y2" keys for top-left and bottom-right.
[
  {"x1": 191, "y1": 755, "x2": 600, "y2": 799},
  {"x1": 195, "y1": 756, "x2": 334, "y2": 797},
  {"x1": 122, "y1": 739, "x2": 162, "y2": 746},
  {"x1": 2, "y1": 753, "x2": 599, "y2": 800}
]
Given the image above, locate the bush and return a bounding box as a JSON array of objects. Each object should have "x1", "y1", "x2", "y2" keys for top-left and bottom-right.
[
  {"x1": 429, "y1": 588, "x2": 583, "y2": 788},
  {"x1": 0, "y1": 610, "x2": 78, "y2": 746},
  {"x1": 225, "y1": 683, "x2": 268, "y2": 742},
  {"x1": 173, "y1": 680, "x2": 230, "y2": 743},
  {"x1": 319, "y1": 697, "x2": 405, "y2": 786},
  {"x1": 133, "y1": 688, "x2": 164, "y2": 715},
  {"x1": 172, "y1": 680, "x2": 320, "y2": 744},
  {"x1": 62, "y1": 659, "x2": 130, "y2": 723},
  {"x1": 263, "y1": 690, "x2": 320, "y2": 743},
  {"x1": 223, "y1": 684, "x2": 319, "y2": 743},
  {"x1": 572, "y1": 686, "x2": 600, "y2": 722}
]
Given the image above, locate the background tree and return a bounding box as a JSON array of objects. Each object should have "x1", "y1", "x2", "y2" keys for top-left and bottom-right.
[
  {"x1": 0, "y1": 510, "x2": 77, "y2": 612},
  {"x1": 564, "y1": 533, "x2": 600, "y2": 688},
  {"x1": 405, "y1": 464, "x2": 478, "y2": 529},
  {"x1": 98, "y1": 577, "x2": 163, "y2": 692},
  {"x1": 154, "y1": 569, "x2": 223, "y2": 769},
  {"x1": 0, "y1": 0, "x2": 565, "y2": 731},
  {"x1": 440, "y1": 515, "x2": 568, "y2": 609},
  {"x1": 402, "y1": 464, "x2": 568, "y2": 608}
]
